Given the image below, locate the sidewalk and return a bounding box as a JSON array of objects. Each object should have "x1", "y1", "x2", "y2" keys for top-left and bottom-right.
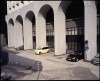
[{"x1": 1, "y1": 47, "x2": 100, "y2": 80}]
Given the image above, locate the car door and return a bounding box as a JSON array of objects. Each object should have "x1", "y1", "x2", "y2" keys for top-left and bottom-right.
[{"x1": 41, "y1": 47, "x2": 46, "y2": 53}]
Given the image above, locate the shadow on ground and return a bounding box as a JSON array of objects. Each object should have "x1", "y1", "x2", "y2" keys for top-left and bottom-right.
[{"x1": 41, "y1": 66, "x2": 99, "y2": 80}]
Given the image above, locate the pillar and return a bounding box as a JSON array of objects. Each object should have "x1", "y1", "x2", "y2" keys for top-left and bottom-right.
[
  {"x1": 84, "y1": 1, "x2": 97, "y2": 61},
  {"x1": 15, "y1": 21, "x2": 23, "y2": 48},
  {"x1": 36, "y1": 18, "x2": 46, "y2": 49},
  {"x1": 7, "y1": 23, "x2": 15, "y2": 47},
  {"x1": 54, "y1": 13, "x2": 66, "y2": 55},
  {"x1": 23, "y1": 19, "x2": 33, "y2": 50}
]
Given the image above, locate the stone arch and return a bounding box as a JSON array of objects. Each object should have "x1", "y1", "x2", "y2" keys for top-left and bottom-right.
[
  {"x1": 9, "y1": 18, "x2": 14, "y2": 25},
  {"x1": 38, "y1": 4, "x2": 54, "y2": 18},
  {"x1": 58, "y1": 1, "x2": 84, "y2": 52},
  {"x1": 24, "y1": 11, "x2": 35, "y2": 49},
  {"x1": 58, "y1": 1, "x2": 72, "y2": 15},
  {"x1": 37, "y1": 4, "x2": 54, "y2": 51},
  {"x1": 15, "y1": 15, "x2": 24, "y2": 48},
  {"x1": 54, "y1": 1, "x2": 84, "y2": 55},
  {"x1": 57, "y1": 1, "x2": 97, "y2": 60},
  {"x1": 8, "y1": 18, "x2": 14, "y2": 47}
]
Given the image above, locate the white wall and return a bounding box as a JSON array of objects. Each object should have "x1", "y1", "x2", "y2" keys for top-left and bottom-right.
[
  {"x1": 84, "y1": 1, "x2": 97, "y2": 61},
  {"x1": 7, "y1": 21, "x2": 15, "y2": 47}
]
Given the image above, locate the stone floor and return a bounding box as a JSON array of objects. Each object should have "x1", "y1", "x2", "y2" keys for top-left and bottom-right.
[{"x1": 1, "y1": 47, "x2": 100, "y2": 80}]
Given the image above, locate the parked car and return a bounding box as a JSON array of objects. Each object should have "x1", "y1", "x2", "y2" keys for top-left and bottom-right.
[
  {"x1": 66, "y1": 50, "x2": 84, "y2": 62},
  {"x1": 91, "y1": 53, "x2": 100, "y2": 66},
  {"x1": 34, "y1": 46, "x2": 50, "y2": 55},
  {"x1": 15, "y1": 45, "x2": 24, "y2": 51}
]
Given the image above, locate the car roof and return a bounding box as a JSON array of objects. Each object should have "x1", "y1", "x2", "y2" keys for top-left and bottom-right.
[{"x1": 42, "y1": 46, "x2": 49, "y2": 48}]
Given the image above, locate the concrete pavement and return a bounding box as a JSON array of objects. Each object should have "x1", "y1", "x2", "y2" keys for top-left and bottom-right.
[{"x1": 1, "y1": 47, "x2": 100, "y2": 80}]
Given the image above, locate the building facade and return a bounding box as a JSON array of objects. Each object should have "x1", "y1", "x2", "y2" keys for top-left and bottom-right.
[{"x1": 5, "y1": 1, "x2": 99, "y2": 61}]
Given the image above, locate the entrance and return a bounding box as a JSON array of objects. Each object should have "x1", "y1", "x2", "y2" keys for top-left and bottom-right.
[
  {"x1": 97, "y1": 14, "x2": 100, "y2": 53},
  {"x1": 33, "y1": 31, "x2": 36, "y2": 49},
  {"x1": 46, "y1": 27, "x2": 54, "y2": 52},
  {"x1": 46, "y1": 8, "x2": 54, "y2": 52},
  {"x1": 66, "y1": 17, "x2": 84, "y2": 53}
]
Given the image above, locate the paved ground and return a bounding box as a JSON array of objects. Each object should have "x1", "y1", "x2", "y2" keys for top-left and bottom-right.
[{"x1": 1, "y1": 47, "x2": 100, "y2": 80}]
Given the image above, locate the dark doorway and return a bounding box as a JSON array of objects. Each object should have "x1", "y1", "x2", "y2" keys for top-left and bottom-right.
[
  {"x1": 97, "y1": 1, "x2": 100, "y2": 54},
  {"x1": 97, "y1": 14, "x2": 100, "y2": 54},
  {"x1": 32, "y1": 17, "x2": 36, "y2": 49},
  {"x1": 66, "y1": 1, "x2": 84, "y2": 54},
  {"x1": 46, "y1": 8, "x2": 54, "y2": 52}
]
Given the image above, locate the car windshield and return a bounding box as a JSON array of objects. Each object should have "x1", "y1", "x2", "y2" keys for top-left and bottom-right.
[
  {"x1": 42, "y1": 47, "x2": 49, "y2": 49},
  {"x1": 37, "y1": 48, "x2": 41, "y2": 50},
  {"x1": 74, "y1": 50, "x2": 83, "y2": 55},
  {"x1": 70, "y1": 54, "x2": 77, "y2": 57}
]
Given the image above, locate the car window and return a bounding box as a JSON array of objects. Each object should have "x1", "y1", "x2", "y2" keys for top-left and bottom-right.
[
  {"x1": 42, "y1": 47, "x2": 49, "y2": 49},
  {"x1": 37, "y1": 48, "x2": 41, "y2": 50}
]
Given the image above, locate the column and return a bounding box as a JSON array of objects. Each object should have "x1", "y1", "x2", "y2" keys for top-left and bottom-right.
[
  {"x1": 36, "y1": 18, "x2": 46, "y2": 49},
  {"x1": 15, "y1": 21, "x2": 23, "y2": 48},
  {"x1": 54, "y1": 13, "x2": 66, "y2": 55},
  {"x1": 23, "y1": 19, "x2": 33, "y2": 50},
  {"x1": 84, "y1": 1, "x2": 97, "y2": 61},
  {"x1": 7, "y1": 23, "x2": 15, "y2": 47}
]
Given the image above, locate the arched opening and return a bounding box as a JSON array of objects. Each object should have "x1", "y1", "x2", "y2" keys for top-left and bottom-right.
[
  {"x1": 8, "y1": 18, "x2": 14, "y2": 47},
  {"x1": 25, "y1": 11, "x2": 35, "y2": 49},
  {"x1": 59, "y1": 1, "x2": 84, "y2": 55},
  {"x1": 15, "y1": 15, "x2": 24, "y2": 48},
  {"x1": 96, "y1": 1, "x2": 100, "y2": 54},
  {"x1": 66, "y1": 1, "x2": 84, "y2": 54},
  {"x1": 46, "y1": 8, "x2": 54, "y2": 52},
  {"x1": 38, "y1": 5, "x2": 54, "y2": 52}
]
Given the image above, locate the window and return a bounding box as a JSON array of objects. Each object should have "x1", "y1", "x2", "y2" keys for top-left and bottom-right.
[
  {"x1": 66, "y1": 18, "x2": 84, "y2": 51},
  {"x1": 9, "y1": 8, "x2": 11, "y2": 10},
  {"x1": 21, "y1": 1, "x2": 24, "y2": 4},
  {"x1": 16, "y1": 3, "x2": 19, "y2": 6},
  {"x1": 13, "y1": 6, "x2": 15, "y2": 8}
]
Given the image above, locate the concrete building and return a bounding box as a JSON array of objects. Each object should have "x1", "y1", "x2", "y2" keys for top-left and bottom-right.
[{"x1": 5, "y1": 1, "x2": 99, "y2": 61}]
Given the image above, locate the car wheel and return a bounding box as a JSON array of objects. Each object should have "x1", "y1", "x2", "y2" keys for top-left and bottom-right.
[
  {"x1": 47, "y1": 50, "x2": 50, "y2": 53},
  {"x1": 39, "y1": 52, "x2": 41, "y2": 55},
  {"x1": 66, "y1": 58, "x2": 69, "y2": 61}
]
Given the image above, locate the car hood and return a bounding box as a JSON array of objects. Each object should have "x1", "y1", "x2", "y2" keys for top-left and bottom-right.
[
  {"x1": 68, "y1": 54, "x2": 76, "y2": 58},
  {"x1": 35, "y1": 50, "x2": 41, "y2": 52}
]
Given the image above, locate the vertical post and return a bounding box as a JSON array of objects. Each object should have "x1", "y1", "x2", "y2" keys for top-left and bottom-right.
[
  {"x1": 7, "y1": 22, "x2": 15, "y2": 47},
  {"x1": 84, "y1": 1, "x2": 97, "y2": 61},
  {"x1": 36, "y1": 18, "x2": 46, "y2": 49},
  {"x1": 15, "y1": 21, "x2": 23, "y2": 48},
  {"x1": 23, "y1": 19, "x2": 33, "y2": 50},
  {"x1": 54, "y1": 13, "x2": 66, "y2": 55}
]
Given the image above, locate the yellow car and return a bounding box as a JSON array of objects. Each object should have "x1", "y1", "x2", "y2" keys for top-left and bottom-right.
[{"x1": 34, "y1": 46, "x2": 50, "y2": 55}]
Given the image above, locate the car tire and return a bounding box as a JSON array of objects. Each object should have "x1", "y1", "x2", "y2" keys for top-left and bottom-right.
[
  {"x1": 39, "y1": 52, "x2": 41, "y2": 55},
  {"x1": 47, "y1": 50, "x2": 50, "y2": 53}
]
